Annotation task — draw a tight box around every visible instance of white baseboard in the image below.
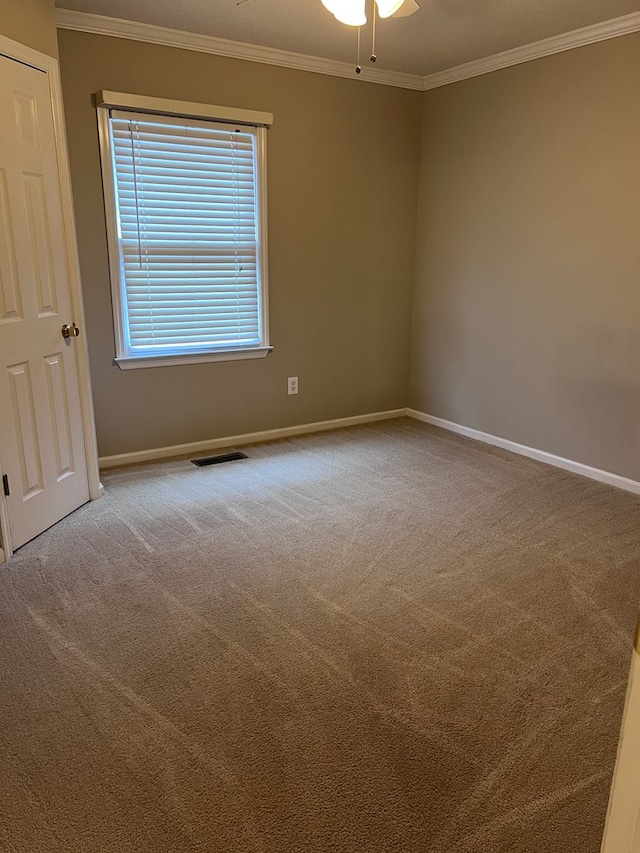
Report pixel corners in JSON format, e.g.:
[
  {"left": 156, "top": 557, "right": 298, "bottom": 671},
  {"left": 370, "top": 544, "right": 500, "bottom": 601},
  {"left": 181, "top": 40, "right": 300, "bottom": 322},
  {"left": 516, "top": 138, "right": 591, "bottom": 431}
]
[
  {"left": 98, "top": 408, "right": 406, "bottom": 469},
  {"left": 406, "top": 409, "right": 640, "bottom": 497},
  {"left": 99, "top": 406, "right": 640, "bottom": 497}
]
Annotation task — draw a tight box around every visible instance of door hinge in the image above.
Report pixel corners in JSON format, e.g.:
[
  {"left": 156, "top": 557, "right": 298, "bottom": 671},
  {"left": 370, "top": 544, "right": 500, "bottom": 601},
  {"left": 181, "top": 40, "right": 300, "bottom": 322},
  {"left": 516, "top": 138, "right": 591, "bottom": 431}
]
[{"left": 2, "top": 474, "right": 9, "bottom": 497}]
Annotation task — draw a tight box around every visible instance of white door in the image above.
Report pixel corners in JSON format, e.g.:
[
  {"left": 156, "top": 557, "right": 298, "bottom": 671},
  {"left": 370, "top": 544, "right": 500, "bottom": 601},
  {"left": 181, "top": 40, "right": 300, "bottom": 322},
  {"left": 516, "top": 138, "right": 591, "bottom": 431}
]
[{"left": 0, "top": 53, "right": 89, "bottom": 550}]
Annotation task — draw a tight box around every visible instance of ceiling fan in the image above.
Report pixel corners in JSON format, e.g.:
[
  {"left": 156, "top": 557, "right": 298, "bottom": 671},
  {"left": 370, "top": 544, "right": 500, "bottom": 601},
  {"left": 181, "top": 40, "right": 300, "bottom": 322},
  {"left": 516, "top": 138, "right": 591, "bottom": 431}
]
[
  {"left": 320, "top": 0, "right": 420, "bottom": 26},
  {"left": 236, "top": 0, "right": 420, "bottom": 72}
]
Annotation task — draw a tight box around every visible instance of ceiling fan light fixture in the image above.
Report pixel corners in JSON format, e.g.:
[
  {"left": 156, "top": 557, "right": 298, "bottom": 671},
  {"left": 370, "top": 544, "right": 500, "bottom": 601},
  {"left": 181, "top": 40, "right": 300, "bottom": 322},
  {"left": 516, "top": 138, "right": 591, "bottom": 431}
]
[
  {"left": 374, "top": 0, "right": 405, "bottom": 18},
  {"left": 390, "top": 0, "right": 419, "bottom": 16},
  {"left": 322, "top": 0, "right": 367, "bottom": 26}
]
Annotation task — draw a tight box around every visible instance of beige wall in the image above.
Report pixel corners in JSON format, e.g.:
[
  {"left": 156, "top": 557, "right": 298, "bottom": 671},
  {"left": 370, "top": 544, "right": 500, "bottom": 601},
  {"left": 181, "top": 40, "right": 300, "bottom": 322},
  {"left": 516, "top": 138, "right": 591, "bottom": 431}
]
[
  {"left": 0, "top": 0, "right": 57, "bottom": 56},
  {"left": 410, "top": 34, "right": 640, "bottom": 481},
  {"left": 57, "top": 30, "right": 421, "bottom": 458},
  {"left": 60, "top": 26, "right": 640, "bottom": 475}
]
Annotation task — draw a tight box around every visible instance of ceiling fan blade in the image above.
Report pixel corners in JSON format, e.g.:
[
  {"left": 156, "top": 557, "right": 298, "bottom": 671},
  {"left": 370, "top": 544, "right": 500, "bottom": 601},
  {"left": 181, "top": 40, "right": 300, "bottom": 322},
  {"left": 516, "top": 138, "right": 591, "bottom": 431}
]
[{"left": 391, "top": 0, "right": 420, "bottom": 17}]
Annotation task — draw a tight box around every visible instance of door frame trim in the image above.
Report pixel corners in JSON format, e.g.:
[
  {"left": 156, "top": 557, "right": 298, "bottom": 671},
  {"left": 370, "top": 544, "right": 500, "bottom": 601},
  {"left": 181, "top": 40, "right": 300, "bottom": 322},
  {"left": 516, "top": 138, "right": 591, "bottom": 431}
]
[
  {"left": 600, "top": 633, "right": 640, "bottom": 853},
  {"left": 0, "top": 35, "right": 101, "bottom": 562}
]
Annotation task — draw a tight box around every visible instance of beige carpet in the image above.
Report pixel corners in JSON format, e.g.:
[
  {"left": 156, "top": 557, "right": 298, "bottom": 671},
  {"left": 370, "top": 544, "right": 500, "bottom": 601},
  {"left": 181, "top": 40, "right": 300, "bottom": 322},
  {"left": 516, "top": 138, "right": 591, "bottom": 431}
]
[{"left": 1, "top": 418, "right": 639, "bottom": 852}]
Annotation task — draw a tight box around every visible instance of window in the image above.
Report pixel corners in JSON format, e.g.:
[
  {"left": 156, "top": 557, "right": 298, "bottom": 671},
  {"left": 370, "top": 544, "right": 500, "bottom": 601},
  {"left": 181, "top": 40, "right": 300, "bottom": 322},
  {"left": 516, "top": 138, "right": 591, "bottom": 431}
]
[{"left": 97, "top": 92, "right": 273, "bottom": 369}]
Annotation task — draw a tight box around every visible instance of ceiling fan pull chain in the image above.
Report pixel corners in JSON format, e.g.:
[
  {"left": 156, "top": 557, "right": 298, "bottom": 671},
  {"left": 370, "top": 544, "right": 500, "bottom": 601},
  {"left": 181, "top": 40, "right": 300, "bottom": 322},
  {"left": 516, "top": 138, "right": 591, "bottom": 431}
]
[
  {"left": 371, "top": 0, "right": 377, "bottom": 62},
  {"left": 355, "top": 25, "right": 362, "bottom": 73}
]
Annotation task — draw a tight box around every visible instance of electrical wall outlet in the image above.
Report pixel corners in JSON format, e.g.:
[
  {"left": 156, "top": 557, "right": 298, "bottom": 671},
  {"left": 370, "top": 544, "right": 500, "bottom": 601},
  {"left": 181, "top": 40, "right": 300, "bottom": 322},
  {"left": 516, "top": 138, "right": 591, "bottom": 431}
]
[{"left": 288, "top": 376, "right": 298, "bottom": 395}]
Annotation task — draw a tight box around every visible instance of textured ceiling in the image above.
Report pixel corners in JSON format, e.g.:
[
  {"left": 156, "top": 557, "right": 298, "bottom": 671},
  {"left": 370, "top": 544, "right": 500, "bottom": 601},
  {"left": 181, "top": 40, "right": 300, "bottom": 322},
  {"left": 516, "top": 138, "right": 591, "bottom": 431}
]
[{"left": 56, "top": 0, "right": 640, "bottom": 76}]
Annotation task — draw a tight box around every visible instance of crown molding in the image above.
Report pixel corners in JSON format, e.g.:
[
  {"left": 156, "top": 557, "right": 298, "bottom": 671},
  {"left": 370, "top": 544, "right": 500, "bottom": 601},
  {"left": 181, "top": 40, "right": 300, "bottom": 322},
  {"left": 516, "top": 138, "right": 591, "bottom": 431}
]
[
  {"left": 421, "top": 11, "right": 640, "bottom": 90},
  {"left": 55, "top": 8, "right": 640, "bottom": 93},
  {"left": 54, "top": 9, "right": 424, "bottom": 90}
]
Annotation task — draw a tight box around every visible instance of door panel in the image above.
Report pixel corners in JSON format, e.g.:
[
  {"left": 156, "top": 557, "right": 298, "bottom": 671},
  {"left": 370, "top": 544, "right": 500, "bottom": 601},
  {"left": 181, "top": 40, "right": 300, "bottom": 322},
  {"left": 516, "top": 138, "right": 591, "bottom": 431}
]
[
  {"left": 0, "top": 54, "right": 89, "bottom": 549},
  {"left": 7, "top": 361, "right": 43, "bottom": 498},
  {"left": 13, "top": 90, "right": 39, "bottom": 147},
  {"left": 24, "top": 172, "right": 58, "bottom": 316},
  {"left": 43, "top": 352, "right": 74, "bottom": 480},
  {"left": 0, "top": 169, "right": 22, "bottom": 321}
]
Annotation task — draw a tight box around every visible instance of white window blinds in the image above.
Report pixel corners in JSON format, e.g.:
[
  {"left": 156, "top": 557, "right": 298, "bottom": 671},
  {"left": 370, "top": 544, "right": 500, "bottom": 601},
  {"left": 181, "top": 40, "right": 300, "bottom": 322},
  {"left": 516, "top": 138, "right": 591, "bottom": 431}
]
[{"left": 103, "top": 108, "right": 269, "bottom": 365}]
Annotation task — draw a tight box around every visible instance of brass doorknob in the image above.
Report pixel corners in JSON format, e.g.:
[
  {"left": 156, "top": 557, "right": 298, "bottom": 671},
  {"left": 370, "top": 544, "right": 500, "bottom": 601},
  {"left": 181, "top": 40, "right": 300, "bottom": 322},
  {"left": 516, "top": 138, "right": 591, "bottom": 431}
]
[{"left": 61, "top": 323, "right": 80, "bottom": 339}]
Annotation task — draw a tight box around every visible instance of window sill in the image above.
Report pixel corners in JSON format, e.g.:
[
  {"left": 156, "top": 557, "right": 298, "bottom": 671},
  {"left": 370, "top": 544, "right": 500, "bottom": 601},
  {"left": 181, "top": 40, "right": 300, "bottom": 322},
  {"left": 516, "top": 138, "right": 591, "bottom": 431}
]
[{"left": 114, "top": 346, "right": 273, "bottom": 370}]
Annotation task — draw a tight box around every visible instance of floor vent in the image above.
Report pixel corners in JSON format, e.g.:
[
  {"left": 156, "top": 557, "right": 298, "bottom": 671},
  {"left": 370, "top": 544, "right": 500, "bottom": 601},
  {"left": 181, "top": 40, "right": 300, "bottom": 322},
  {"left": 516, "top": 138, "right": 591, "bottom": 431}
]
[{"left": 191, "top": 452, "right": 248, "bottom": 467}]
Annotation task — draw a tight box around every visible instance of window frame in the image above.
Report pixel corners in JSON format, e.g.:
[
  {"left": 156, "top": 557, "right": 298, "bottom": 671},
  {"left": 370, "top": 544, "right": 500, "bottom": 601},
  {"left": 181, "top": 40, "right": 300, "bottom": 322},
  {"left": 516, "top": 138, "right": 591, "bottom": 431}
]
[{"left": 96, "top": 91, "right": 273, "bottom": 370}]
